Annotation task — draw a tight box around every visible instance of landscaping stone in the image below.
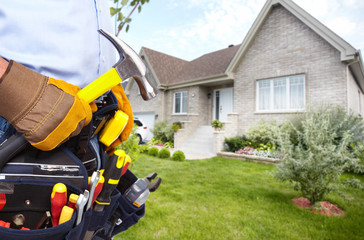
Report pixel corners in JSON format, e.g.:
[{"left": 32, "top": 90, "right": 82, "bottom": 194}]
[{"left": 217, "top": 151, "right": 279, "bottom": 165}]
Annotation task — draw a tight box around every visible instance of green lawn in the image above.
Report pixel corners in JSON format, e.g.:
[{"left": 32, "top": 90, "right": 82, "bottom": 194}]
[{"left": 115, "top": 155, "right": 364, "bottom": 240}]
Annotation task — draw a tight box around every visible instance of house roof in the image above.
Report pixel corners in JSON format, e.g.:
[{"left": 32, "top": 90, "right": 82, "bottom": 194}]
[{"left": 140, "top": 44, "right": 240, "bottom": 88}]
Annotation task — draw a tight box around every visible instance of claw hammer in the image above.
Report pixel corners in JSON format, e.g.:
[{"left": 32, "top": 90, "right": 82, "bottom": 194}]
[{"left": 0, "top": 29, "right": 157, "bottom": 168}]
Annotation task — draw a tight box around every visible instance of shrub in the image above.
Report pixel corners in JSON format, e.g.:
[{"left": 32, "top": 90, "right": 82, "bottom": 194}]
[
  {"left": 159, "top": 148, "right": 171, "bottom": 159},
  {"left": 148, "top": 147, "right": 159, "bottom": 157},
  {"left": 139, "top": 145, "right": 150, "bottom": 154},
  {"left": 274, "top": 105, "right": 363, "bottom": 203},
  {"left": 151, "top": 121, "right": 174, "bottom": 143},
  {"left": 224, "top": 136, "right": 248, "bottom": 152},
  {"left": 245, "top": 119, "right": 278, "bottom": 147},
  {"left": 118, "top": 124, "right": 140, "bottom": 164},
  {"left": 172, "top": 150, "right": 185, "bottom": 161}
]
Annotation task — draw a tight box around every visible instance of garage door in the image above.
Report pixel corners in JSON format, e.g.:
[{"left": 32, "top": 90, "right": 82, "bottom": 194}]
[{"left": 133, "top": 112, "right": 155, "bottom": 141}]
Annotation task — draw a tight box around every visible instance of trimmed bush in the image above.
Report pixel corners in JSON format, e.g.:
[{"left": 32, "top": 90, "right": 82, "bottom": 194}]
[
  {"left": 159, "top": 148, "right": 171, "bottom": 159},
  {"left": 172, "top": 150, "right": 185, "bottom": 161},
  {"left": 148, "top": 147, "right": 159, "bottom": 157}
]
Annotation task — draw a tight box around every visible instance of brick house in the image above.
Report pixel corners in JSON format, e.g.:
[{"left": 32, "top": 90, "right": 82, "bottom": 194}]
[{"left": 126, "top": 0, "right": 364, "bottom": 154}]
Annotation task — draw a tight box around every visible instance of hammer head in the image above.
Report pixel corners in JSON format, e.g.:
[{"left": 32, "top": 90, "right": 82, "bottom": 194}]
[{"left": 99, "top": 29, "right": 157, "bottom": 101}]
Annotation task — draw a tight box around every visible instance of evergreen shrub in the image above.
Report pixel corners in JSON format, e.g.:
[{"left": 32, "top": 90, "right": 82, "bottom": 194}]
[
  {"left": 159, "top": 148, "right": 171, "bottom": 159},
  {"left": 172, "top": 150, "right": 185, "bottom": 161},
  {"left": 148, "top": 147, "right": 159, "bottom": 157}
]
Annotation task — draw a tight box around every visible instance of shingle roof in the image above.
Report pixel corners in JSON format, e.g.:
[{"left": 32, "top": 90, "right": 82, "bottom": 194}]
[{"left": 142, "top": 44, "right": 240, "bottom": 85}]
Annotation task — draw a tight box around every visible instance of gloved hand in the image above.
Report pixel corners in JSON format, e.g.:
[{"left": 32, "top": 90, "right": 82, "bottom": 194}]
[
  {"left": 105, "top": 84, "right": 134, "bottom": 155},
  {"left": 0, "top": 60, "right": 93, "bottom": 151}
]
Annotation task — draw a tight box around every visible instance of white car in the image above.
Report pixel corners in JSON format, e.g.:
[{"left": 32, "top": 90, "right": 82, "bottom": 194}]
[{"left": 134, "top": 118, "right": 148, "bottom": 144}]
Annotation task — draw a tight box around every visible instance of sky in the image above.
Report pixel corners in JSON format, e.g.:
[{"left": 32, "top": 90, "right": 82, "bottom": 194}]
[{"left": 116, "top": 0, "right": 364, "bottom": 61}]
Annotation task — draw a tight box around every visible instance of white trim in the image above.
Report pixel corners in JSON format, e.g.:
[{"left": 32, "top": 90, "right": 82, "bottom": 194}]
[{"left": 173, "top": 91, "right": 188, "bottom": 114}]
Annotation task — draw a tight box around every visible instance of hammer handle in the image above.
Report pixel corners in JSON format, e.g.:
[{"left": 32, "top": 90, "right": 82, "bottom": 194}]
[{"left": 77, "top": 68, "right": 122, "bottom": 104}]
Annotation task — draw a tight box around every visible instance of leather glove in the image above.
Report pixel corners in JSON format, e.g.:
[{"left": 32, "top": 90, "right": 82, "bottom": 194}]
[
  {"left": 105, "top": 84, "right": 134, "bottom": 155},
  {"left": 0, "top": 60, "right": 93, "bottom": 151}
]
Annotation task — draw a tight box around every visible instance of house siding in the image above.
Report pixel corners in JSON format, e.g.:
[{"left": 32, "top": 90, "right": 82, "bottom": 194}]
[
  {"left": 166, "top": 86, "right": 211, "bottom": 126},
  {"left": 234, "top": 5, "right": 348, "bottom": 133},
  {"left": 128, "top": 81, "right": 161, "bottom": 119},
  {"left": 347, "top": 69, "right": 364, "bottom": 116}
]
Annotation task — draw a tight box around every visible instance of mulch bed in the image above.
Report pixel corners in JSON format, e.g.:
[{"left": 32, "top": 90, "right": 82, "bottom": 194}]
[{"left": 292, "top": 197, "right": 345, "bottom": 216}]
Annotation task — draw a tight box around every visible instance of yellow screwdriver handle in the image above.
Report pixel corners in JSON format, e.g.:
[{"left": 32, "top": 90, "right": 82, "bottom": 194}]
[{"left": 77, "top": 68, "right": 122, "bottom": 103}]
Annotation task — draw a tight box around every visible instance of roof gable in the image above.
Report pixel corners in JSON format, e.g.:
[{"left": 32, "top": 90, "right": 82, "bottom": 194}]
[
  {"left": 226, "top": 0, "right": 363, "bottom": 90},
  {"left": 227, "top": 0, "right": 359, "bottom": 72}
]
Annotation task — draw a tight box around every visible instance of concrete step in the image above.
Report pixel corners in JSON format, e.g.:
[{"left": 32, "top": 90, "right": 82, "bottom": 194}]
[{"left": 177, "top": 125, "right": 215, "bottom": 159}]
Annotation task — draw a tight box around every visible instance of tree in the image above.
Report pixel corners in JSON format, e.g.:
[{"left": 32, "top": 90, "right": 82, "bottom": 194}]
[{"left": 110, "top": 0, "right": 151, "bottom": 36}]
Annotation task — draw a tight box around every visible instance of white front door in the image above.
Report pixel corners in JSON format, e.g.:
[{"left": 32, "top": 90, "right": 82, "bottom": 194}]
[{"left": 213, "top": 88, "right": 233, "bottom": 122}]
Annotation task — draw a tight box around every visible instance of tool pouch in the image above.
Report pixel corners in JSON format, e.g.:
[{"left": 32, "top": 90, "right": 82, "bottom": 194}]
[
  {"left": 0, "top": 179, "right": 83, "bottom": 240},
  {"left": 0, "top": 91, "right": 146, "bottom": 239},
  {"left": 87, "top": 170, "right": 145, "bottom": 239}
]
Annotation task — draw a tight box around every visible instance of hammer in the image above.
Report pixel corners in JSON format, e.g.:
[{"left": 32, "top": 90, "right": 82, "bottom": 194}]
[{"left": 0, "top": 29, "right": 157, "bottom": 169}]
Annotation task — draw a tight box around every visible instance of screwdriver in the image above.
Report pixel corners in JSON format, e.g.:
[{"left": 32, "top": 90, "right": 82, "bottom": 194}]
[
  {"left": 68, "top": 194, "right": 78, "bottom": 210},
  {"left": 121, "top": 154, "right": 131, "bottom": 177},
  {"left": 51, "top": 183, "right": 67, "bottom": 227},
  {"left": 91, "top": 173, "right": 104, "bottom": 208},
  {"left": 59, "top": 206, "right": 74, "bottom": 225},
  {"left": 94, "top": 150, "right": 125, "bottom": 212}
]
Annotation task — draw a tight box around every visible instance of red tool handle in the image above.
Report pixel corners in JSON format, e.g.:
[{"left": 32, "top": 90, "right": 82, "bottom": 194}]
[{"left": 51, "top": 183, "right": 67, "bottom": 227}]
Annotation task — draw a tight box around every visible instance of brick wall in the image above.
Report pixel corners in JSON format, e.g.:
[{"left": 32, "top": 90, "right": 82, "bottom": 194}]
[
  {"left": 234, "top": 5, "right": 348, "bottom": 134},
  {"left": 127, "top": 81, "right": 161, "bottom": 119}
]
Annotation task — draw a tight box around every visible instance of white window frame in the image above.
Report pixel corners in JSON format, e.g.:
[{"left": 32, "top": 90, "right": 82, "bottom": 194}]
[
  {"left": 173, "top": 91, "right": 187, "bottom": 114},
  {"left": 256, "top": 74, "right": 305, "bottom": 113}
]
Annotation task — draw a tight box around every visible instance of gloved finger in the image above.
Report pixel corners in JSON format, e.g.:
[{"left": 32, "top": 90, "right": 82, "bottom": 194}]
[
  {"left": 90, "top": 102, "right": 98, "bottom": 113},
  {"left": 111, "top": 85, "right": 134, "bottom": 142}
]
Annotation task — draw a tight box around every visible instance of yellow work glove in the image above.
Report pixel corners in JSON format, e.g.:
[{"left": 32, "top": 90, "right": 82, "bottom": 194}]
[
  {"left": 105, "top": 85, "right": 134, "bottom": 155},
  {"left": 0, "top": 60, "right": 93, "bottom": 151}
]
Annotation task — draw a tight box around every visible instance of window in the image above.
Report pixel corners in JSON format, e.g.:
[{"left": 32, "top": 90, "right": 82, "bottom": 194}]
[
  {"left": 257, "top": 74, "right": 305, "bottom": 112},
  {"left": 174, "top": 91, "right": 187, "bottom": 114}
]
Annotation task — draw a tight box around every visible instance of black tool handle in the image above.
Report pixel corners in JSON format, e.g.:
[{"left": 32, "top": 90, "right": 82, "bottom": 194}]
[
  {"left": 94, "top": 152, "right": 123, "bottom": 210},
  {"left": 0, "top": 133, "right": 29, "bottom": 170}
]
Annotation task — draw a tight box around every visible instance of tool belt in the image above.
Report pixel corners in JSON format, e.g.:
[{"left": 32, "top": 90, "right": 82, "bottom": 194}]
[{"left": 0, "top": 91, "right": 145, "bottom": 240}]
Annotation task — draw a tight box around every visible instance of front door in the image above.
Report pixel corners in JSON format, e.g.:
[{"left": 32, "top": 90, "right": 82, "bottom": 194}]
[{"left": 213, "top": 88, "right": 233, "bottom": 122}]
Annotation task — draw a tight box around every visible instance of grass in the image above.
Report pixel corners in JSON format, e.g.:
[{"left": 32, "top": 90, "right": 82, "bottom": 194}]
[{"left": 115, "top": 155, "right": 364, "bottom": 240}]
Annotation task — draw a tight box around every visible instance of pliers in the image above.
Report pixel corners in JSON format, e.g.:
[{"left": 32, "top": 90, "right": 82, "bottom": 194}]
[{"left": 143, "top": 172, "right": 161, "bottom": 192}]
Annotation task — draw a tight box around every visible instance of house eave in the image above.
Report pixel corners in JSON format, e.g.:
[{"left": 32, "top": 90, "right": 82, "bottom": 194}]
[
  {"left": 348, "top": 51, "right": 364, "bottom": 92},
  {"left": 163, "top": 73, "right": 231, "bottom": 90}
]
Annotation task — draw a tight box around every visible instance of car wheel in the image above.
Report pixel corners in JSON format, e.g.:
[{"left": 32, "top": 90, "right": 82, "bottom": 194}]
[{"left": 137, "top": 134, "right": 142, "bottom": 144}]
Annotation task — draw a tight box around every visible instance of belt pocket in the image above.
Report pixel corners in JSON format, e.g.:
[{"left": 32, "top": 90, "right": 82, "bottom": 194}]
[
  {"left": 111, "top": 192, "right": 145, "bottom": 236},
  {"left": 0, "top": 179, "right": 83, "bottom": 240}
]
